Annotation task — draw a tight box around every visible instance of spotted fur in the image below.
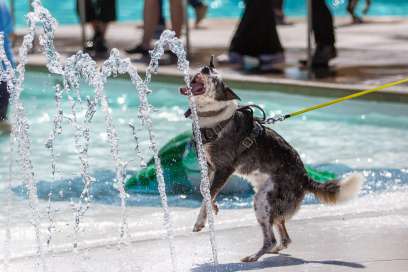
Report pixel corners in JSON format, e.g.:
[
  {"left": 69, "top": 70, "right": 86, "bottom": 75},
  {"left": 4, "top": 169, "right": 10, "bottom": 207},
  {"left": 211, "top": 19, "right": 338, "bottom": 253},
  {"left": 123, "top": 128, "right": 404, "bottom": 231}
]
[{"left": 188, "top": 60, "right": 364, "bottom": 262}]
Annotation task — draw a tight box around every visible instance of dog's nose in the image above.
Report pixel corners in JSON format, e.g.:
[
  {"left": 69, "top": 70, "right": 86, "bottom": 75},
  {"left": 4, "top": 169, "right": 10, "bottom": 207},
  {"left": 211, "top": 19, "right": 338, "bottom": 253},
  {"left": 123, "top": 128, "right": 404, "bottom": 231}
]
[{"left": 201, "top": 66, "right": 210, "bottom": 75}]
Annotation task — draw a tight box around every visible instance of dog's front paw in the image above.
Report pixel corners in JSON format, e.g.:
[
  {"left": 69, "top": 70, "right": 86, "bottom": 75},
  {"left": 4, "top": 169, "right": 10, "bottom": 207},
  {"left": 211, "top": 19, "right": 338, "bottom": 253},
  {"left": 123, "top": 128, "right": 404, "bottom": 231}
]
[
  {"left": 193, "top": 222, "right": 205, "bottom": 232},
  {"left": 241, "top": 255, "right": 259, "bottom": 263}
]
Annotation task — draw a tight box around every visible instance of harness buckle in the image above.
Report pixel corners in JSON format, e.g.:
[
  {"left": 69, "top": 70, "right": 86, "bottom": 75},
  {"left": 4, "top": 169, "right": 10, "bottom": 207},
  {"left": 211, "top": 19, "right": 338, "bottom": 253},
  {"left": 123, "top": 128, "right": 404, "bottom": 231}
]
[{"left": 241, "top": 137, "right": 254, "bottom": 149}]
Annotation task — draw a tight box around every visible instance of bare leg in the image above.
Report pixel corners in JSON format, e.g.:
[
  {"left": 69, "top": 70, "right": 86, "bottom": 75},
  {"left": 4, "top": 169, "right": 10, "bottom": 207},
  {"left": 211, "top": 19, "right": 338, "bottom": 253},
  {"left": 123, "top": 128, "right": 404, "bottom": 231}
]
[
  {"left": 142, "top": 0, "right": 160, "bottom": 48},
  {"left": 363, "top": 0, "right": 371, "bottom": 14},
  {"left": 169, "top": 0, "right": 183, "bottom": 37}
]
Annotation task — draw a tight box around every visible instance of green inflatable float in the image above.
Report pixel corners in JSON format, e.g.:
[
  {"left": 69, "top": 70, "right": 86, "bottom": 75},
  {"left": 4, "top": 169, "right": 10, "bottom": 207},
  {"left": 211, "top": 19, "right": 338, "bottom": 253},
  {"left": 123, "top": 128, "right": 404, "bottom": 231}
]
[{"left": 125, "top": 131, "right": 337, "bottom": 195}]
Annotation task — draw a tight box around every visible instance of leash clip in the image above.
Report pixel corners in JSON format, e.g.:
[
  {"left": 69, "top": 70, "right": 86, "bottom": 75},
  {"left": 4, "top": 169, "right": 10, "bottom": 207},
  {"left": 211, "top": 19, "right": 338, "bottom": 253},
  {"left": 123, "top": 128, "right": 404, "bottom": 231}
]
[{"left": 265, "top": 114, "right": 286, "bottom": 124}]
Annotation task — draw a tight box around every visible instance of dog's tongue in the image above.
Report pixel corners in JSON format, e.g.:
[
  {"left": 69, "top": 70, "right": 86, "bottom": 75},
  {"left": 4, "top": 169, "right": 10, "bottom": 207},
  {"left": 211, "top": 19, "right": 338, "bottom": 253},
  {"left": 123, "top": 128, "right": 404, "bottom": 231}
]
[{"left": 179, "top": 82, "right": 205, "bottom": 96}]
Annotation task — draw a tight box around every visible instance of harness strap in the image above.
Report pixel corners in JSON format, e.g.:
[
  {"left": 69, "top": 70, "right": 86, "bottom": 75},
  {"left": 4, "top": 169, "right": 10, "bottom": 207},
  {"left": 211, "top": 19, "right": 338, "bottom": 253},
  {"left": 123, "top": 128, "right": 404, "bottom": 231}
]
[
  {"left": 196, "top": 106, "right": 265, "bottom": 154},
  {"left": 199, "top": 117, "right": 232, "bottom": 144},
  {"left": 237, "top": 121, "right": 264, "bottom": 154}
]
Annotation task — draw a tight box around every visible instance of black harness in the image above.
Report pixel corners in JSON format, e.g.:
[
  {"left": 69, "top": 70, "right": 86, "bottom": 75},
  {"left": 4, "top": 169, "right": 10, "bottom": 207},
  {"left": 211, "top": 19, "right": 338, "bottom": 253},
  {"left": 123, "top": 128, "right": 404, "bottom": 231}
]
[{"left": 196, "top": 105, "right": 266, "bottom": 153}]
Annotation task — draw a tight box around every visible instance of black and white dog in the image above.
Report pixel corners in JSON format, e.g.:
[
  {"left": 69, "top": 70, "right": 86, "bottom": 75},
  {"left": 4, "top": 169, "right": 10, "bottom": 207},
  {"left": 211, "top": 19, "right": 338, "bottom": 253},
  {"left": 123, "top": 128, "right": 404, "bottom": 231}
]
[{"left": 180, "top": 58, "right": 364, "bottom": 262}]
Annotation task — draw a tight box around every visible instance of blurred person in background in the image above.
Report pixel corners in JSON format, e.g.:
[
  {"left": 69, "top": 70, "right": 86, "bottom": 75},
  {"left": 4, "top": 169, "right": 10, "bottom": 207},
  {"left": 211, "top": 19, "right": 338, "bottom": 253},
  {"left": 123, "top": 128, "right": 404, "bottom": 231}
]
[
  {"left": 309, "top": 0, "right": 337, "bottom": 72},
  {"left": 273, "top": 0, "right": 291, "bottom": 25},
  {"left": 347, "top": 0, "right": 371, "bottom": 24},
  {"left": 126, "top": 0, "right": 184, "bottom": 62},
  {"left": 217, "top": 0, "right": 285, "bottom": 73},
  {"left": 218, "top": 0, "right": 336, "bottom": 76},
  {"left": 76, "top": 0, "right": 117, "bottom": 58},
  {"left": 0, "top": 0, "right": 14, "bottom": 133},
  {"left": 154, "top": 0, "right": 207, "bottom": 33}
]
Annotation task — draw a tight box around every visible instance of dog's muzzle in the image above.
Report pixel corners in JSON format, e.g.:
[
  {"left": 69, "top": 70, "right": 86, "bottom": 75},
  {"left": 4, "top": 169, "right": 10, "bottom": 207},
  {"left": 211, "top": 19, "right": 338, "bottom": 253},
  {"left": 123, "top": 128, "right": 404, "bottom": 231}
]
[{"left": 180, "top": 73, "right": 206, "bottom": 96}]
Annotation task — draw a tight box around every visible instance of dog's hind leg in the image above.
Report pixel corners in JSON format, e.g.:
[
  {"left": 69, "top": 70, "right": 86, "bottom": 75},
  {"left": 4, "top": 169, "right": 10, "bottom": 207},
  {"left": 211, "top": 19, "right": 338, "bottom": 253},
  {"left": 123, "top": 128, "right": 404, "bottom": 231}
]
[
  {"left": 241, "top": 221, "right": 276, "bottom": 262},
  {"left": 270, "top": 220, "right": 291, "bottom": 253},
  {"left": 193, "top": 168, "right": 233, "bottom": 232},
  {"left": 242, "top": 181, "right": 277, "bottom": 262}
]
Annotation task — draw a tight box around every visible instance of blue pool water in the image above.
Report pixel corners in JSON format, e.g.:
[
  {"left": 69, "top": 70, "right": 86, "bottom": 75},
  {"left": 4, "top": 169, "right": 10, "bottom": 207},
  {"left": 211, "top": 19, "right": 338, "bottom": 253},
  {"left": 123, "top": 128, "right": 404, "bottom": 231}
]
[
  {"left": 10, "top": 0, "right": 408, "bottom": 27},
  {"left": 1, "top": 71, "right": 408, "bottom": 210}
]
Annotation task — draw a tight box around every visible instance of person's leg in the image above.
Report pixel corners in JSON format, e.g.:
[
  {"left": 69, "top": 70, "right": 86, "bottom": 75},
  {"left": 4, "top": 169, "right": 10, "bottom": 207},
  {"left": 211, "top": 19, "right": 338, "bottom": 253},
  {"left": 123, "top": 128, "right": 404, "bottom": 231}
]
[
  {"left": 158, "top": 0, "right": 166, "bottom": 26},
  {"left": 97, "top": 0, "right": 116, "bottom": 38},
  {"left": 188, "top": 0, "right": 201, "bottom": 8},
  {"left": 347, "top": 0, "right": 362, "bottom": 23},
  {"left": 0, "top": 81, "right": 10, "bottom": 121},
  {"left": 311, "top": 0, "right": 336, "bottom": 67},
  {"left": 312, "top": 0, "right": 335, "bottom": 48},
  {"left": 273, "top": 0, "right": 285, "bottom": 24},
  {"left": 142, "top": 0, "right": 160, "bottom": 48},
  {"left": 169, "top": 0, "right": 184, "bottom": 37},
  {"left": 188, "top": 0, "right": 208, "bottom": 27},
  {"left": 126, "top": 0, "right": 159, "bottom": 54},
  {"left": 154, "top": 0, "right": 166, "bottom": 39}
]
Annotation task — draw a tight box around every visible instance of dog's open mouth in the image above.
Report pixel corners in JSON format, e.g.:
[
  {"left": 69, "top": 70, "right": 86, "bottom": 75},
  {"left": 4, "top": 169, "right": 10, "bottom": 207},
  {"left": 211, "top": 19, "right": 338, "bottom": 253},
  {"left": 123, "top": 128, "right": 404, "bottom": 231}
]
[
  {"left": 179, "top": 82, "right": 205, "bottom": 96},
  {"left": 180, "top": 73, "right": 206, "bottom": 96}
]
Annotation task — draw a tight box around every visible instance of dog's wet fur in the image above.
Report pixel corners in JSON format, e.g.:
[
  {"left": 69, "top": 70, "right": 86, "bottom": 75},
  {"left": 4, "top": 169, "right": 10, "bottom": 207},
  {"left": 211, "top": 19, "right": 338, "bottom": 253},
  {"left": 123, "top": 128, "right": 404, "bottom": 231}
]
[{"left": 183, "top": 58, "right": 364, "bottom": 262}]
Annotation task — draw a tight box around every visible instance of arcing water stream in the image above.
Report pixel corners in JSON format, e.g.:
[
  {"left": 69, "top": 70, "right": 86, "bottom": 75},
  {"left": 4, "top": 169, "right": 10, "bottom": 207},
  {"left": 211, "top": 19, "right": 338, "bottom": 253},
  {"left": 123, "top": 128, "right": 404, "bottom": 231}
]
[{"left": 0, "top": 1, "right": 218, "bottom": 271}]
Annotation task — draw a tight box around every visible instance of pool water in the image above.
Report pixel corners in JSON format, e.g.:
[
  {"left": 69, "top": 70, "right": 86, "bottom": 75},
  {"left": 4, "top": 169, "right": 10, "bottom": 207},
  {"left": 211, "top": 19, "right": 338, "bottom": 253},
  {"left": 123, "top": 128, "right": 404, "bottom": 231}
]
[
  {"left": 10, "top": 0, "right": 408, "bottom": 27},
  {"left": 1, "top": 70, "right": 408, "bottom": 204},
  {"left": 0, "top": 71, "right": 408, "bottom": 266}
]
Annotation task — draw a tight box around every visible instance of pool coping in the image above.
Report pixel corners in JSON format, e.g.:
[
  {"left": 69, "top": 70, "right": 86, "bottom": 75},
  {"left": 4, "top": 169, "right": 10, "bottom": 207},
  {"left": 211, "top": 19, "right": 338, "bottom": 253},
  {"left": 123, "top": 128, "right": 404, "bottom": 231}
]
[{"left": 27, "top": 64, "right": 408, "bottom": 104}]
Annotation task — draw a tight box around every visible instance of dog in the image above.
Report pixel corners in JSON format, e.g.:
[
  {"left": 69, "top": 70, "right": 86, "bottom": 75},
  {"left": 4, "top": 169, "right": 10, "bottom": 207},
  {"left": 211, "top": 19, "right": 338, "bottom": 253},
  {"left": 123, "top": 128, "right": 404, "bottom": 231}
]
[{"left": 180, "top": 57, "right": 364, "bottom": 262}]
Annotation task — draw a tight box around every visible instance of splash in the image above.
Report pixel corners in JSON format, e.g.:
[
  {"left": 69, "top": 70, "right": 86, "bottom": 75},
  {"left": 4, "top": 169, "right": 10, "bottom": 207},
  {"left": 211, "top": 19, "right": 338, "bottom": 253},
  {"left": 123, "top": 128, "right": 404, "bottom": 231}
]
[{"left": 0, "top": 0, "right": 218, "bottom": 270}]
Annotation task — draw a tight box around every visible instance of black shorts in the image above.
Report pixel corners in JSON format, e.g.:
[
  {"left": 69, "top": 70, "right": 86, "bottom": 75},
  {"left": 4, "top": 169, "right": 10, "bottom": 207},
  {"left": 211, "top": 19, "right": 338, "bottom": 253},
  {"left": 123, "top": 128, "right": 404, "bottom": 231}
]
[{"left": 76, "top": 0, "right": 117, "bottom": 23}]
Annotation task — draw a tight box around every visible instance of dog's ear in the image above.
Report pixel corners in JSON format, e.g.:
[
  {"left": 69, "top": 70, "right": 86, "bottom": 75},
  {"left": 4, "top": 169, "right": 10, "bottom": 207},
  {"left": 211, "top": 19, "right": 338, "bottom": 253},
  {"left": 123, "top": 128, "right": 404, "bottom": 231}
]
[
  {"left": 209, "top": 55, "right": 215, "bottom": 69},
  {"left": 223, "top": 86, "right": 241, "bottom": 101}
]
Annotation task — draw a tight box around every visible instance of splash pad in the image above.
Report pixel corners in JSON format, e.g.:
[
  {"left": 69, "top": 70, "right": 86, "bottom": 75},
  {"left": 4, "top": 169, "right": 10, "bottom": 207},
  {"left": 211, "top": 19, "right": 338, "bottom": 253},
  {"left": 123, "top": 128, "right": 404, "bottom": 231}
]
[{"left": 0, "top": 1, "right": 218, "bottom": 271}]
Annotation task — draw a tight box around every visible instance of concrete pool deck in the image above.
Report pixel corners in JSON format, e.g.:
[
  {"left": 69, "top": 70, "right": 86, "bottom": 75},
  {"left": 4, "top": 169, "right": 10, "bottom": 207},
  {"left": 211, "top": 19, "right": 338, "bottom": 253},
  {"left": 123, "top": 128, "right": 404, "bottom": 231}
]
[
  {"left": 14, "top": 16, "right": 408, "bottom": 102},
  {"left": 7, "top": 191, "right": 408, "bottom": 271}
]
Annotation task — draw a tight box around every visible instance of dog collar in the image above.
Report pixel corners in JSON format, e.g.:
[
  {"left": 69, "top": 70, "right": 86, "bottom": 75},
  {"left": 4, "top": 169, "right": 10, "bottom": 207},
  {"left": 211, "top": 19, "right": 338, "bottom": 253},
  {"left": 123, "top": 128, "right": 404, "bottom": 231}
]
[{"left": 184, "top": 106, "right": 228, "bottom": 118}]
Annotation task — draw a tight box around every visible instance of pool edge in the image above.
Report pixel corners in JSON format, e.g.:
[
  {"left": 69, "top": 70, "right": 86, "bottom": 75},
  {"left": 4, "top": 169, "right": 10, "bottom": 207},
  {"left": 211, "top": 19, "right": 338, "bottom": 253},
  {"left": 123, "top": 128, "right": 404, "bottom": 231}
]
[{"left": 27, "top": 65, "right": 408, "bottom": 104}]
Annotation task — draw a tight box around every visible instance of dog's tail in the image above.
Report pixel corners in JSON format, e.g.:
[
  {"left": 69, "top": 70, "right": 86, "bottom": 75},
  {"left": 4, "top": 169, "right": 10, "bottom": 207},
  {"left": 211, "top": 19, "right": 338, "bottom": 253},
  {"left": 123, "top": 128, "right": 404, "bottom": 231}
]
[{"left": 305, "top": 173, "right": 364, "bottom": 204}]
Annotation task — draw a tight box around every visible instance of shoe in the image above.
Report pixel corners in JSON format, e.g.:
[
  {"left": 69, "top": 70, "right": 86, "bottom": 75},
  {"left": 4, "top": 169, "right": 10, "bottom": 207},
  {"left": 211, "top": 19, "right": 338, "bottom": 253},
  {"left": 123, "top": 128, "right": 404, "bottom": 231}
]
[
  {"left": 216, "top": 52, "right": 244, "bottom": 65},
  {"left": 243, "top": 53, "right": 285, "bottom": 74},
  {"left": 0, "top": 120, "right": 11, "bottom": 135},
  {"left": 126, "top": 44, "right": 150, "bottom": 55},
  {"left": 194, "top": 4, "right": 208, "bottom": 28},
  {"left": 312, "top": 45, "right": 337, "bottom": 67},
  {"left": 352, "top": 16, "right": 364, "bottom": 24}
]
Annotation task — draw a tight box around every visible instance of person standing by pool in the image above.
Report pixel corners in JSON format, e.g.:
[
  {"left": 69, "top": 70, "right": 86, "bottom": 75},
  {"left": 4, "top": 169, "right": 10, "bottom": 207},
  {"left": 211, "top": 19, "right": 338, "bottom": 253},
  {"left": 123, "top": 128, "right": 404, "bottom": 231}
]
[
  {"left": 218, "top": 0, "right": 337, "bottom": 76},
  {"left": 150, "top": 0, "right": 208, "bottom": 38},
  {"left": 0, "top": 0, "right": 15, "bottom": 133},
  {"left": 125, "top": 0, "right": 184, "bottom": 61},
  {"left": 310, "top": 0, "right": 337, "bottom": 72},
  {"left": 217, "top": 0, "right": 285, "bottom": 73},
  {"left": 76, "top": 0, "right": 116, "bottom": 58}
]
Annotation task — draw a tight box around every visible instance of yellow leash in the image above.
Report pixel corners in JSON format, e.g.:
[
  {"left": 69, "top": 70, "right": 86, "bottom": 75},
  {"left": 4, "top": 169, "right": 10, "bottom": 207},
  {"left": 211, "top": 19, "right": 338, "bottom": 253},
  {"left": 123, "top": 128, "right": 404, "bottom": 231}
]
[{"left": 266, "top": 77, "right": 408, "bottom": 124}]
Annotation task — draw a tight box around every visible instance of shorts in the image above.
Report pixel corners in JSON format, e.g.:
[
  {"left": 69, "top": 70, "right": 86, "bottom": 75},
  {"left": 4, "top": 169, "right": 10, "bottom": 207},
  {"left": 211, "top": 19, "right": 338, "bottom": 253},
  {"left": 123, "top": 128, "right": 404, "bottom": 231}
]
[{"left": 76, "top": 0, "right": 117, "bottom": 23}]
